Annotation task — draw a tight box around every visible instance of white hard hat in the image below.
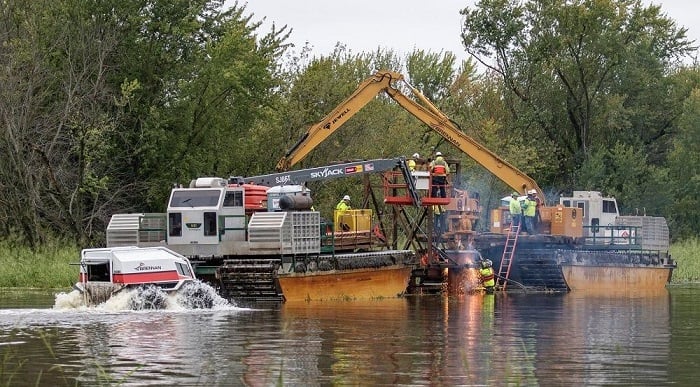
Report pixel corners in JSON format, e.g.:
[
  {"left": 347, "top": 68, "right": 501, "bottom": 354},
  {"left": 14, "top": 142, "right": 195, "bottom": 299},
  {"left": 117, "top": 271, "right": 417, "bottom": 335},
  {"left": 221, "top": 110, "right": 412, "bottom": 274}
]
[
  {"left": 412, "top": 153, "right": 420, "bottom": 158},
  {"left": 343, "top": 195, "right": 350, "bottom": 201},
  {"left": 435, "top": 151, "right": 442, "bottom": 156},
  {"left": 528, "top": 189, "right": 536, "bottom": 195}
]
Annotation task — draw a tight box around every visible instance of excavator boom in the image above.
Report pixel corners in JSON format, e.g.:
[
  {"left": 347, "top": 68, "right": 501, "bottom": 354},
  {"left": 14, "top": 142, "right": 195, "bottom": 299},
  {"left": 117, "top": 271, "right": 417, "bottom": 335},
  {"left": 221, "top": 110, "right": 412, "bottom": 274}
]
[
  {"left": 385, "top": 84, "right": 544, "bottom": 201},
  {"left": 276, "top": 71, "right": 405, "bottom": 171},
  {"left": 278, "top": 70, "right": 545, "bottom": 203}
]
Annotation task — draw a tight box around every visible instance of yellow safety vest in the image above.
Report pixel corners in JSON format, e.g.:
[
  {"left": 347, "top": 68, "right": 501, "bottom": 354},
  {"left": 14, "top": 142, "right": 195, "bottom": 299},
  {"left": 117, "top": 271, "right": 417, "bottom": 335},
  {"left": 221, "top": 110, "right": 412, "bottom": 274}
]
[
  {"left": 336, "top": 201, "right": 350, "bottom": 212},
  {"left": 408, "top": 159, "right": 416, "bottom": 171},
  {"left": 509, "top": 198, "right": 521, "bottom": 215},
  {"left": 479, "top": 267, "right": 495, "bottom": 287},
  {"left": 523, "top": 198, "right": 536, "bottom": 217}
]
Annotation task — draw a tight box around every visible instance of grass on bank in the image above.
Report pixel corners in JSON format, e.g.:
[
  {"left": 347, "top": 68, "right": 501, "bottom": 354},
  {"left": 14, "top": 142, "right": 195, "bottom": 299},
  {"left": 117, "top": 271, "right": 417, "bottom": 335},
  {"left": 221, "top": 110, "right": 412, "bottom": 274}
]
[
  {"left": 0, "top": 241, "right": 78, "bottom": 289},
  {"left": 0, "top": 238, "right": 698, "bottom": 288},
  {"left": 670, "top": 237, "right": 700, "bottom": 282}
]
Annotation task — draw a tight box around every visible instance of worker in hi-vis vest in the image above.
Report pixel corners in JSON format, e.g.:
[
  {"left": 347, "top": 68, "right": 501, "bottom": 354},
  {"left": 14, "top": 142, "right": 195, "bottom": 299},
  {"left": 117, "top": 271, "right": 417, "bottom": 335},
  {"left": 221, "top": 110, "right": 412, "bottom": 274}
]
[
  {"left": 408, "top": 153, "right": 419, "bottom": 172},
  {"left": 429, "top": 151, "right": 449, "bottom": 198},
  {"left": 336, "top": 195, "right": 351, "bottom": 231},
  {"left": 479, "top": 259, "right": 496, "bottom": 293},
  {"left": 509, "top": 192, "right": 522, "bottom": 230}
]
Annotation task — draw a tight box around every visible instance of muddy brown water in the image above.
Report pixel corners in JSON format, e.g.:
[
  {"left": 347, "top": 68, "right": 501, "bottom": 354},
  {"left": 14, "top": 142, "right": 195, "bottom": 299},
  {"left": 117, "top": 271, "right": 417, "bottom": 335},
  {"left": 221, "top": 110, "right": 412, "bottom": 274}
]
[{"left": 0, "top": 285, "right": 698, "bottom": 386}]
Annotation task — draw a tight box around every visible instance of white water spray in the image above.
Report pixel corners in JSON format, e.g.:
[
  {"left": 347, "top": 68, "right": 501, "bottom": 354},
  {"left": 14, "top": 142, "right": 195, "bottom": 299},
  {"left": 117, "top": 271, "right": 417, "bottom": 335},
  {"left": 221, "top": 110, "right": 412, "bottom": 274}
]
[{"left": 54, "top": 280, "right": 233, "bottom": 311}]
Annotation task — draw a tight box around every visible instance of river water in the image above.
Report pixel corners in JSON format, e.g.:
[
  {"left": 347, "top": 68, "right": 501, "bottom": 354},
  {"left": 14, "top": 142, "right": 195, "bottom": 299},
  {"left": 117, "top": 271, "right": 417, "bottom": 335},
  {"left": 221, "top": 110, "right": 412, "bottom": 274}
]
[{"left": 0, "top": 285, "right": 698, "bottom": 386}]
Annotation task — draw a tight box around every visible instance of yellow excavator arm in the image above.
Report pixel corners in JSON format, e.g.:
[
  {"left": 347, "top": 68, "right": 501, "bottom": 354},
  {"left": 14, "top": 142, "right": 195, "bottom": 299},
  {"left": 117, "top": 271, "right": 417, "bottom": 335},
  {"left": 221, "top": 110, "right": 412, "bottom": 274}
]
[
  {"left": 276, "top": 71, "right": 405, "bottom": 171},
  {"left": 277, "top": 70, "right": 545, "bottom": 202}
]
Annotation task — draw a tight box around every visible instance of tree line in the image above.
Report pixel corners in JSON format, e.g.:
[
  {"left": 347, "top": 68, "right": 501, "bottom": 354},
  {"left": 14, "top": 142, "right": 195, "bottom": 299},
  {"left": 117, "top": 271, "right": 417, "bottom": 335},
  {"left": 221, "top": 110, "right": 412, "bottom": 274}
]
[{"left": 0, "top": 0, "right": 697, "bottom": 249}]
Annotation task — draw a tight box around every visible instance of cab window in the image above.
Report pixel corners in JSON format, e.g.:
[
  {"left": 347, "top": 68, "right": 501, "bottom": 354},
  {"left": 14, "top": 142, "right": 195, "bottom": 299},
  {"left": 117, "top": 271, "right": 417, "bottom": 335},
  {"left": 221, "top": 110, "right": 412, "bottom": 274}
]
[
  {"left": 170, "top": 190, "right": 221, "bottom": 208},
  {"left": 224, "top": 191, "right": 243, "bottom": 207},
  {"left": 602, "top": 199, "right": 618, "bottom": 214}
]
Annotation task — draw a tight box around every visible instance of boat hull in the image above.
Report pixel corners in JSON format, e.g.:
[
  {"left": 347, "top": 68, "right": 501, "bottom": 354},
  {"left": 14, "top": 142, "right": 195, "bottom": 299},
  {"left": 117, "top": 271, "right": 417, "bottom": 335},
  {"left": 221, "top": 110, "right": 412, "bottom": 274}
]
[
  {"left": 474, "top": 234, "right": 675, "bottom": 292},
  {"left": 561, "top": 265, "right": 673, "bottom": 291},
  {"left": 278, "top": 265, "right": 413, "bottom": 302}
]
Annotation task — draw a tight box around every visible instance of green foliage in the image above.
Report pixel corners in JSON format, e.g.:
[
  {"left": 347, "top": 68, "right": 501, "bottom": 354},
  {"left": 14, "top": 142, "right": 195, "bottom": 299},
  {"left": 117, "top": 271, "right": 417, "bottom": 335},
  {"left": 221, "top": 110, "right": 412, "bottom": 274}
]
[
  {"left": 406, "top": 50, "right": 458, "bottom": 101},
  {"left": 101, "top": 0, "right": 290, "bottom": 209},
  {"left": 0, "top": 0, "right": 289, "bottom": 246},
  {"left": 460, "top": 0, "right": 694, "bottom": 190},
  {"left": 670, "top": 238, "right": 700, "bottom": 282},
  {"left": 576, "top": 142, "right": 669, "bottom": 215},
  {"left": 0, "top": 0, "right": 125, "bottom": 247},
  {"left": 0, "top": 241, "right": 77, "bottom": 289},
  {"left": 458, "top": 0, "right": 700, "bottom": 238},
  {"left": 666, "top": 88, "right": 700, "bottom": 239}
]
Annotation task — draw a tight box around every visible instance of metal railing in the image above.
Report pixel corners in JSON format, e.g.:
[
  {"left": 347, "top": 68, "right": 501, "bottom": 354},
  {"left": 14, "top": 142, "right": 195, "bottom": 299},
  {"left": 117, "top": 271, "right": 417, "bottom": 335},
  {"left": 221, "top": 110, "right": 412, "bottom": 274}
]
[{"left": 583, "top": 225, "right": 640, "bottom": 247}]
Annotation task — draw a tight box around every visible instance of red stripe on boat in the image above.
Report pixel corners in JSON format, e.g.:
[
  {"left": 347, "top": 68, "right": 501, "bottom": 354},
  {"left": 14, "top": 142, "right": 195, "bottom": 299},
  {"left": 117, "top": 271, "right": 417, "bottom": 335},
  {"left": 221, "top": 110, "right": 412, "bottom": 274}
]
[{"left": 112, "top": 271, "right": 181, "bottom": 284}]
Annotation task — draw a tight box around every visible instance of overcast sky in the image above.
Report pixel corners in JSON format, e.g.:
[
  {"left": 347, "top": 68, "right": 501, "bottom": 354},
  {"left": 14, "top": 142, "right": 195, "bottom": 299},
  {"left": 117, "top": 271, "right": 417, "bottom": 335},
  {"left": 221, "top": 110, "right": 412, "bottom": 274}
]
[{"left": 236, "top": 0, "right": 699, "bottom": 65}]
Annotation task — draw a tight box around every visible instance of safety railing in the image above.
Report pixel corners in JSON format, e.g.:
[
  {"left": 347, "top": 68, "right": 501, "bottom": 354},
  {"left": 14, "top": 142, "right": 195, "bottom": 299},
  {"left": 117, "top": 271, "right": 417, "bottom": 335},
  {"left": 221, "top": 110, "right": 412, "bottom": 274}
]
[
  {"left": 382, "top": 171, "right": 451, "bottom": 205},
  {"left": 583, "top": 225, "right": 640, "bottom": 247}
]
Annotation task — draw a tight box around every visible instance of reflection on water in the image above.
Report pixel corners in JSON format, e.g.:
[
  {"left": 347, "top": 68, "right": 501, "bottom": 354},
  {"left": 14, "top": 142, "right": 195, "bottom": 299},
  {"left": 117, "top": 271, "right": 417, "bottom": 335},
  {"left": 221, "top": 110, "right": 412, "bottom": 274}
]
[{"left": 0, "top": 287, "right": 697, "bottom": 385}]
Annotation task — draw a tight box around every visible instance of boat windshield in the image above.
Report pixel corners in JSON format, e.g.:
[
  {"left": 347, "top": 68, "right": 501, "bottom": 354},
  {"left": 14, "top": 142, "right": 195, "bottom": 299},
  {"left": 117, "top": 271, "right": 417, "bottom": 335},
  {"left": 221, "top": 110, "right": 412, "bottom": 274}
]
[
  {"left": 170, "top": 189, "right": 222, "bottom": 208},
  {"left": 176, "top": 262, "right": 193, "bottom": 278}
]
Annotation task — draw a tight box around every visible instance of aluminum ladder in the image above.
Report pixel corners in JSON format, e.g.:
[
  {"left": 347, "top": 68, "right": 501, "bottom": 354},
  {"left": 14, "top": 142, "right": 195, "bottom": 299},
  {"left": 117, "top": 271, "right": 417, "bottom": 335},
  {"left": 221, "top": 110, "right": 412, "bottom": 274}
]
[
  {"left": 397, "top": 157, "right": 421, "bottom": 206},
  {"left": 496, "top": 223, "right": 520, "bottom": 290}
]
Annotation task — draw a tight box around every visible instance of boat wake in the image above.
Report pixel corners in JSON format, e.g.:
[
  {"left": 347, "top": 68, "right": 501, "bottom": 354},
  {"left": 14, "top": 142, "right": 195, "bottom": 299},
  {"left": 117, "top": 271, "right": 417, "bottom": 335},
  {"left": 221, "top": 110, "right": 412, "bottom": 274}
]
[{"left": 54, "top": 280, "right": 234, "bottom": 311}]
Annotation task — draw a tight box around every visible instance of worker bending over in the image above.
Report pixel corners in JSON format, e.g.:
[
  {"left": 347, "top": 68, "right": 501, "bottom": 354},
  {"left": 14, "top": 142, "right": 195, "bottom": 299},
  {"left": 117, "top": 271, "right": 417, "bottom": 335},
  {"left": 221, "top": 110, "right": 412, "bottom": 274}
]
[{"left": 479, "top": 259, "right": 495, "bottom": 293}]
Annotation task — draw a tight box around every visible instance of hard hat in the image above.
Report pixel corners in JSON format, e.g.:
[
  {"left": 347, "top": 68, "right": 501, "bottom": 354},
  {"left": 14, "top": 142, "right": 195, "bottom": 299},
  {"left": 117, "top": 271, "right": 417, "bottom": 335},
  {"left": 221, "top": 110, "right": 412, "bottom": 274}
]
[
  {"left": 343, "top": 195, "right": 350, "bottom": 201},
  {"left": 435, "top": 151, "right": 442, "bottom": 156},
  {"left": 511, "top": 192, "right": 519, "bottom": 197},
  {"left": 412, "top": 153, "right": 420, "bottom": 158},
  {"left": 528, "top": 189, "right": 536, "bottom": 195}
]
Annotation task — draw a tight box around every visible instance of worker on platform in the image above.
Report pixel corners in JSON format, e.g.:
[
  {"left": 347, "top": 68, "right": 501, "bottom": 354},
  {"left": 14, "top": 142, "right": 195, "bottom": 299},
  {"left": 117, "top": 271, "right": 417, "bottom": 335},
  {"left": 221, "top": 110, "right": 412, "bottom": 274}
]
[
  {"left": 336, "top": 195, "right": 351, "bottom": 213},
  {"left": 429, "top": 151, "right": 450, "bottom": 198},
  {"left": 479, "top": 259, "right": 496, "bottom": 293},
  {"left": 408, "top": 153, "right": 420, "bottom": 172},
  {"left": 336, "top": 195, "right": 352, "bottom": 231},
  {"left": 509, "top": 192, "right": 522, "bottom": 231},
  {"left": 522, "top": 191, "right": 537, "bottom": 234}
]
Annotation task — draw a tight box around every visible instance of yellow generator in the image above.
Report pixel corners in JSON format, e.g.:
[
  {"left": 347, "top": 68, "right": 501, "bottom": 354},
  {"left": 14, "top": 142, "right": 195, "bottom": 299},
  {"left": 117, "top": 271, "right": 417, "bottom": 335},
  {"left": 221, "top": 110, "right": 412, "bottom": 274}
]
[
  {"left": 334, "top": 209, "right": 373, "bottom": 233},
  {"left": 490, "top": 204, "right": 582, "bottom": 237},
  {"left": 545, "top": 205, "right": 582, "bottom": 237}
]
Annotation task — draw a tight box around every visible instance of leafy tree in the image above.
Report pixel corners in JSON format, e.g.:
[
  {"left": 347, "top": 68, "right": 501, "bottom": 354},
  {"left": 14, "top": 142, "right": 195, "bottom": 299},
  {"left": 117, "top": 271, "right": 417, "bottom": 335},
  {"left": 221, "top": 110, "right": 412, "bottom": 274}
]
[
  {"left": 406, "top": 50, "right": 458, "bottom": 101},
  {"left": 576, "top": 142, "right": 669, "bottom": 216},
  {"left": 0, "top": 0, "right": 120, "bottom": 247},
  {"left": 0, "top": 0, "right": 288, "bottom": 246},
  {"left": 94, "top": 0, "right": 289, "bottom": 209},
  {"left": 667, "top": 88, "right": 700, "bottom": 239},
  {"left": 460, "top": 0, "right": 694, "bottom": 194}
]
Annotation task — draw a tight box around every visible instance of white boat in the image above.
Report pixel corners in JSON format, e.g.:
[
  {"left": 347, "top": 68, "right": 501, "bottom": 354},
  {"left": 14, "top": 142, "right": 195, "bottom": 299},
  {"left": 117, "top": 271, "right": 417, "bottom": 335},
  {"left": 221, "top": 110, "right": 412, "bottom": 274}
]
[{"left": 74, "top": 246, "right": 197, "bottom": 307}]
